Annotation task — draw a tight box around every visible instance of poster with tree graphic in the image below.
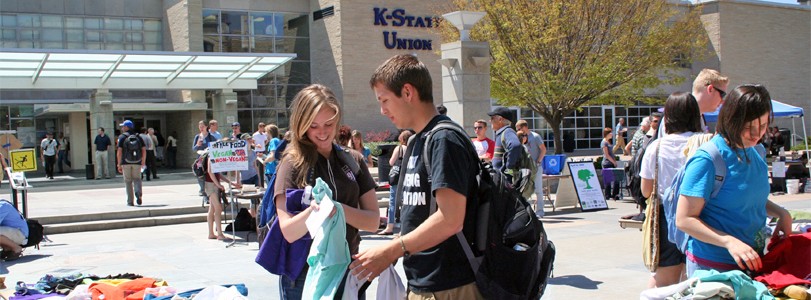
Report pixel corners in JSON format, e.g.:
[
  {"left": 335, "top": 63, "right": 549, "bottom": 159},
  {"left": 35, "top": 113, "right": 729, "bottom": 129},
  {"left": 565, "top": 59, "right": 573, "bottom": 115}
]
[{"left": 567, "top": 162, "right": 608, "bottom": 211}]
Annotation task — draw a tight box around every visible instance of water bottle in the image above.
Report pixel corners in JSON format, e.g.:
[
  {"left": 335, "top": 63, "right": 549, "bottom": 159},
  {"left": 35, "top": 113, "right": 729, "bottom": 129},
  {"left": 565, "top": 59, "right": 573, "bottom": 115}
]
[
  {"left": 779, "top": 147, "right": 786, "bottom": 162},
  {"left": 513, "top": 242, "right": 529, "bottom": 251}
]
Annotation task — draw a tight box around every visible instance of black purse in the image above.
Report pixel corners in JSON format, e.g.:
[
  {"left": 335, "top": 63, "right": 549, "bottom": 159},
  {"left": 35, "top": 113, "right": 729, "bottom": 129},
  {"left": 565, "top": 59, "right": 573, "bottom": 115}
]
[{"left": 388, "top": 145, "right": 404, "bottom": 183}]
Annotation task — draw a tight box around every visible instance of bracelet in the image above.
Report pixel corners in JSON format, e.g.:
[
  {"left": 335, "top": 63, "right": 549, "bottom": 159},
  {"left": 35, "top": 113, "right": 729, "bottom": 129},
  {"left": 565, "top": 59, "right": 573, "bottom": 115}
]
[{"left": 398, "top": 236, "right": 410, "bottom": 258}]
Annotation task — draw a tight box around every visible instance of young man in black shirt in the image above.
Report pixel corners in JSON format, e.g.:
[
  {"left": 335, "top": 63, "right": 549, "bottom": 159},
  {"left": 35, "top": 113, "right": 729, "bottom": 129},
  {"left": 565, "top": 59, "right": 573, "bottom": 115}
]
[{"left": 350, "top": 54, "right": 483, "bottom": 299}]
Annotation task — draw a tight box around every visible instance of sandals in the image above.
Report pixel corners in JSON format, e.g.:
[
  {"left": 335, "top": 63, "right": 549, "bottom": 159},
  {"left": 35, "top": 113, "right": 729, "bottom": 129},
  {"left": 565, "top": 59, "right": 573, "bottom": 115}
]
[
  {"left": 376, "top": 230, "right": 394, "bottom": 236},
  {"left": 1, "top": 250, "right": 23, "bottom": 261}
]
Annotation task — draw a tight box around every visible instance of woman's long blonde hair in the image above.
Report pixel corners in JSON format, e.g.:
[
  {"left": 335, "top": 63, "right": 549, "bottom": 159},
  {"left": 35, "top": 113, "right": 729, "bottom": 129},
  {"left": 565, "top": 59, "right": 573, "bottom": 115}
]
[{"left": 287, "top": 84, "right": 341, "bottom": 186}]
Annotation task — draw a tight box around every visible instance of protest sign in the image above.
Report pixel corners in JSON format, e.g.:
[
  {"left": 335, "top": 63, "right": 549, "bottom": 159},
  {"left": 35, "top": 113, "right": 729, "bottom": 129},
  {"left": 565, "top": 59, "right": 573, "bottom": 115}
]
[{"left": 209, "top": 140, "right": 249, "bottom": 173}]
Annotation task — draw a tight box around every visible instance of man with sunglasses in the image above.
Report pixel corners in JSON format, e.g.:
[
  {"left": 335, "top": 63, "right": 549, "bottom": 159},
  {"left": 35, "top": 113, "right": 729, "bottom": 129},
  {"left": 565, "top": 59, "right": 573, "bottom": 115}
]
[
  {"left": 658, "top": 69, "right": 729, "bottom": 138},
  {"left": 471, "top": 119, "right": 495, "bottom": 162}
]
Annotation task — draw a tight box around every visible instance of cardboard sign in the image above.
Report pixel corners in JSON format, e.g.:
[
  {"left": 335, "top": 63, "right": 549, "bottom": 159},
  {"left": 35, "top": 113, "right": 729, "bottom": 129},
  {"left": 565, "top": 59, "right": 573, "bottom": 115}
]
[
  {"left": 567, "top": 162, "right": 609, "bottom": 212},
  {"left": 9, "top": 149, "right": 37, "bottom": 172},
  {"left": 208, "top": 140, "right": 249, "bottom": 173}
]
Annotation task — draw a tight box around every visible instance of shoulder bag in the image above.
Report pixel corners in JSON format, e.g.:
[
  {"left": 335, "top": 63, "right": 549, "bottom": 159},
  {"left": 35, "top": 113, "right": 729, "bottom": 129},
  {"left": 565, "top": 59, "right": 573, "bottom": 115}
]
[
  {"left": 388, "top": 145, "right": 405, "bottom": 183},
  {"left": 642, "top": 142, "right": 661, "bottom": 272}
]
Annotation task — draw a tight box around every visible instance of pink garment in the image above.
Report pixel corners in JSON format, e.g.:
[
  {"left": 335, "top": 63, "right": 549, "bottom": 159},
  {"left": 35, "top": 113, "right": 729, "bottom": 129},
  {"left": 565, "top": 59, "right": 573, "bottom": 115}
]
[{"left": 754, "top": 232, "right": 811, "bottom": 289}]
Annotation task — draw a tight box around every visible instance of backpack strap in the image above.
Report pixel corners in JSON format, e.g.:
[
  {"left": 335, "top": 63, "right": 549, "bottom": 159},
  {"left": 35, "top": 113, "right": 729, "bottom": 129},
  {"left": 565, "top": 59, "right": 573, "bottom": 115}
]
[
  {"left": 702, "top": 142, "right": 727, "bottom": 199},
  {"left": 421, "top": 120, "right": 483, "bottom": 273},
  {"left": 334, "top": 144, "right": 361, "bottom": 178}
]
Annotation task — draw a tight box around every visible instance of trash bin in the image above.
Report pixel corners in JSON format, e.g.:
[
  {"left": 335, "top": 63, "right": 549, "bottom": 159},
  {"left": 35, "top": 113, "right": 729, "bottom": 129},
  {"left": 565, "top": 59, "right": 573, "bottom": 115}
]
[
  {"left": 86, "top": 164, "right": 94, "bottom": 179},
  {"left": 543, "top": 155, "right": 566, "bottom": 175}
]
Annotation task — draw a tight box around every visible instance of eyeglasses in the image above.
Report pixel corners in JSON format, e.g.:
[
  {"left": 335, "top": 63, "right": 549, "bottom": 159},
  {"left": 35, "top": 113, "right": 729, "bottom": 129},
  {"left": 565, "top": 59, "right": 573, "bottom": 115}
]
[
  {"left": 474, "top": 126, "right": 484, "bottom": 130},
  {"left": 713, "top": 86, "right": 727, "bottom": 99}
]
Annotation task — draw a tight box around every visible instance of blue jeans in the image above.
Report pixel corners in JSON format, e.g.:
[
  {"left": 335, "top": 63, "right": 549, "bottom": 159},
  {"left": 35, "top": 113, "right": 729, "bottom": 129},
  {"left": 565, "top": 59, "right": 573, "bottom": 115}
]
[
  {"left": 279, "top": 271, "right": 306, "bottom": 300},
  {"left": 387, "top": 184, "right": 398, "bottom": 225}
]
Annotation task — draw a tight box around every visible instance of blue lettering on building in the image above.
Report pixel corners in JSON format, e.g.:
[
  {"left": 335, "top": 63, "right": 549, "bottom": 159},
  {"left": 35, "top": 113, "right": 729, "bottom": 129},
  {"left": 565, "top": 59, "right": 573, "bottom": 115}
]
[{"left": 373, "top": 7, "right": 437, "bottom": 51}]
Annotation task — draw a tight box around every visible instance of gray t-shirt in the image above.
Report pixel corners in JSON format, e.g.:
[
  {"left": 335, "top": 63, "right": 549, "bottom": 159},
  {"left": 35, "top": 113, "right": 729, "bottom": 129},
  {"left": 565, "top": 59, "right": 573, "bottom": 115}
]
[
  {"left": 600, "top": 139, "right": 613, "bottom": 161},
  {"left": 526, "top": 131, "right": 544, "bottom": 163}
]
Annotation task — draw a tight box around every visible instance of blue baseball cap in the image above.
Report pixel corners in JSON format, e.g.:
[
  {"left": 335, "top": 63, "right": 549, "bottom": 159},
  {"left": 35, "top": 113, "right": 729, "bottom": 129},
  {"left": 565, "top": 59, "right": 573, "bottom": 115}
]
[{"left": 119, "top": 120, "right": 134, "bottom": 128}]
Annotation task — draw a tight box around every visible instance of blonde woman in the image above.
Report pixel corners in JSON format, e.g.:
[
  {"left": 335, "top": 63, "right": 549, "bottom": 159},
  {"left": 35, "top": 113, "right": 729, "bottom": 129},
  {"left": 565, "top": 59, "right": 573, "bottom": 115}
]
[
  {"left": 273, "top": 84, "right": 379, "bottom": 298},
  {"left": 349, "top": 130, "right": 373, "bottom": 167}
]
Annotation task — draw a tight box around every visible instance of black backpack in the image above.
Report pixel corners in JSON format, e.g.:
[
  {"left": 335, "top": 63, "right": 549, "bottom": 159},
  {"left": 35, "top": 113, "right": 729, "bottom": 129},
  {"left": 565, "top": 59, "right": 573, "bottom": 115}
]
[
  {"left": 628, "top": 133, "right": 657, "bottom": 206},
  {"left": 122, "top": 133, "right": 143, "bottom": 164},
  {"left": 226, "top": 208, "right": 257, "bottom": 232},
  {"left": 24, "top": 219, "right": 44, "bottom": 249},
  {"left": 421, "top": 120, "right": 555, "bottom": 300}
]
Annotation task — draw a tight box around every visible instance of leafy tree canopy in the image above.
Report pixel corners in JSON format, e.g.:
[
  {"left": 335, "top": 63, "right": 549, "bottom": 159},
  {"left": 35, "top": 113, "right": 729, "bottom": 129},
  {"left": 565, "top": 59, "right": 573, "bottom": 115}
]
[{"left": 438, "top": 0, "right": 707, "bottom": 153}]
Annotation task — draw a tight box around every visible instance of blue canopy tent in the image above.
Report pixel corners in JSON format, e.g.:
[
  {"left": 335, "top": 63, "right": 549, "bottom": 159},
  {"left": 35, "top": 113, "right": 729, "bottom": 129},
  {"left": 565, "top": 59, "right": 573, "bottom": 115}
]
[{"left": 705, "top": 99, "right": 809, "bottom": 171}]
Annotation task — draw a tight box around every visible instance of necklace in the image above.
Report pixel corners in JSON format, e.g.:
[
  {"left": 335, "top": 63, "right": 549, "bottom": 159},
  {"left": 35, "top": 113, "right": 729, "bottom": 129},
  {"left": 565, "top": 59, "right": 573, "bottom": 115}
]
[{"left": 326, "top": 156, "right": 338, "bottom": 200}]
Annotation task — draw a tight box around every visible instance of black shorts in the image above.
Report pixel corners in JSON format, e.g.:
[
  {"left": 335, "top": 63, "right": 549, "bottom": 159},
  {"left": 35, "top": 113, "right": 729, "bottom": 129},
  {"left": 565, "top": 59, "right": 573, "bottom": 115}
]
[{"left": 658, "top": 205, "right": 686, "bottom": 267}]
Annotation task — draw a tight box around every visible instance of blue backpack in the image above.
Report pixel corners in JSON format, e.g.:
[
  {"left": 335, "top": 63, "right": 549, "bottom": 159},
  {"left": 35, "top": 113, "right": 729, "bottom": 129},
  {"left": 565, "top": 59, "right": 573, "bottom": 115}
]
[{"left": 662, "top": 141, "right": 766, "bottom": 253}]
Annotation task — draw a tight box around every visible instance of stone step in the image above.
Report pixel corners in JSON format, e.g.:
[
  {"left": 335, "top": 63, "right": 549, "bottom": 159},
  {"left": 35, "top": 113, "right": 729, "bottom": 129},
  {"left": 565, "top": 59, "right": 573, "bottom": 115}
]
[
  {"left": 44, "top": 212, "right": 210, "bottom": 235},
  {"left": 36, "top": 206, "right": 209, "bottom": 225}
]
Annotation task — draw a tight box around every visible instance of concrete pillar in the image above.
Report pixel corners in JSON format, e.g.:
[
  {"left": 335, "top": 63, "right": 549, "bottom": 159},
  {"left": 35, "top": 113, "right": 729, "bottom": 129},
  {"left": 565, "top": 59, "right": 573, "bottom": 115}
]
[
  {"left": 440, "top": 40, "right": 492, "bottom": 136},
  {"left": 89, "top": 90, "right": 115, "bottom": 177},
  {"left": 212, "top": 90, "right": 238, "bottom": 135},
  {"left": 67, "top": 112, "right": 89, "bottom": 170}
]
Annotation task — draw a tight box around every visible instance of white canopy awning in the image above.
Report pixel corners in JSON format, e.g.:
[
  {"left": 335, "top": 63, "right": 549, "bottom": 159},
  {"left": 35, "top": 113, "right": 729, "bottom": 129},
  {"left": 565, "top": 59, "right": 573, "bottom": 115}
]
[{"left": 0, "top": 49, "right": 296, "bottom": 90}]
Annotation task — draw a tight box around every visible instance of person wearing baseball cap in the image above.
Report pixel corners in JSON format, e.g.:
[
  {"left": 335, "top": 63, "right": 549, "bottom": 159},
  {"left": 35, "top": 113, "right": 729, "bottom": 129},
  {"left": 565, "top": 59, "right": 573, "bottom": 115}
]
[
  {"left": 488, "top": 107, "right": 522, "bottom": 181},
  {"left": 117, "top": 120, "right": 146, "bottom": 206},
  {"left": 230, "top": 122, "right": 241, "bottom": 139}
]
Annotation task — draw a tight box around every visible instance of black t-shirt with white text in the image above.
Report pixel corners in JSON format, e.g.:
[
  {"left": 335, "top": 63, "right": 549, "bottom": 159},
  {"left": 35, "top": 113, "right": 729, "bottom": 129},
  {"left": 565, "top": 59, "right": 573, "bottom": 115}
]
[{"left": 399, "top": 115, "right": 479, "bottom": 292}]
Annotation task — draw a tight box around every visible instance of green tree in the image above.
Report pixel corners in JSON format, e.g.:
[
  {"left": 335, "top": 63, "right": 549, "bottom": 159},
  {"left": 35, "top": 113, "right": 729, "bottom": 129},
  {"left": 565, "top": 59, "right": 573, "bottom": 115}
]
[
  {"left": 439, "top": 0, "right": 707, "bottom": 153},
  {"left": 577, "top": 169, "right": 593, "bottom": 189}
]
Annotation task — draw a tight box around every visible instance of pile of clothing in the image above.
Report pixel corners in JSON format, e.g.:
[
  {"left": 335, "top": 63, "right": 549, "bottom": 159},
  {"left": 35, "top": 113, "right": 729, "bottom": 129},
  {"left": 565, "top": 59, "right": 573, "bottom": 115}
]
[
  {"left": 641, "top": 232, "right": 811, "bottom": 300},
  {"left": 8, "top": 273, "right": 248, "bottom": 300}
]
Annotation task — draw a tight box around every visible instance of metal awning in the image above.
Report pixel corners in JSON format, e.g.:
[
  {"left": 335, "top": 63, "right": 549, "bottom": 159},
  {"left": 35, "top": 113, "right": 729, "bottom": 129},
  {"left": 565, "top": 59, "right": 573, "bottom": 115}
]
[{"left": 0, "top": 49, "right": 296, "bottom": 90}]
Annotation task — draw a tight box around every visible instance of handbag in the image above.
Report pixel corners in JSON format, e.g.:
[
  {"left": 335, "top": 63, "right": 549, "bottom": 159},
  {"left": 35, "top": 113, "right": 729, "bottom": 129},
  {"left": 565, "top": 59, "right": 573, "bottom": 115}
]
[
  {"left": 642, "top": 143, "right": 661, "bottom": 272},
  {"left": 388, "top": 145, "right": 404, "bottom": 183}
]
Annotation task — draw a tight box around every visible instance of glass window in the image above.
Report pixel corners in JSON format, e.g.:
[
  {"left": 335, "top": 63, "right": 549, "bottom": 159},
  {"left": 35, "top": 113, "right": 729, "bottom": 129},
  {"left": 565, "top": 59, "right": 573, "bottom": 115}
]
[
  {"left": 237, "top": 110, "right": 253, "bottom": 129},
  {"left": 253, "top": 109, "right": 278, "bottom": 126},
  {"left": 125, "top": 19, "right": 143, "bottom": 30},
  {"left": 67, "top": 42, "right": 83, "bottom": 49},
  {"left": 42, "top": 29, "right": 62, "bottom": 42},
  {"left": 202, "top": 10, "right": 220, "bottom": 34},
  {"left": 237, "top": 91, "right": 251, "bottom": 109},
  {"left": 1, "top": 41, "right": 17, "bottom": 47},
  {"left": 221, "top": 11, "right": 248, "bottom": 35},
  {"left": 42, "top": 41, "right": 63, "bottom": 49},
  {"left": 17, "top": 15, "right": 40, "bottom": 27},
  {"left": 42, "top": 15, "right": 62, "bottom": 28},
  {"left": 275, "top": 61, "right": 310, "bottom": 85},
  {"left": 144, "top": 20, "right": 161, "bottom": 31},
  {"left": 18, "top": 29, "right": 39, "bottom": 41},
  {"left": 251, "top": 36, "right": 274, "bottom": 53},
  {"left": 104, "top": 43, "right": 124, "bottom": 50},
  {"left": 2, "top": 29, "right": 15, "bottom": 41},
  {"left": 65, "top": 17, "right": 82, "bottom": 28},
  {"left": 127, "top": 44, "right": 144, "bottom": 50},
  {"left": 66, "top": 29, "right": 83, "bottom": 42},
  {"left": 10, "top": 105, "right": 34, "bottom": 117},
  {"left": 144, "top": 31, "right": 161, "bottom": 44},
  {"left": 86, "top": 31, "right": 101, "bottom": 42},
  {"left": 222, "top": 35, "right": 249, "bottom": 53},
  {"left": 125, "top": 32, "right": 142, "bottom": 42},
  {"left": 251, "top": 12, "right": 275, "bottom": 36},
  {"left": 275, "top": 37, "right": 309, "bottom": 60},
  {"left": 278, "top": 12, "right": 308, "bottom": 38},
  {"left": 104, "top": 18, "right": 124, "bottom": 30},
  {"left": 85, "top": 42, "right": 102, "bottom": 49},
  {"left": 203, "top": 35, "right": 221, "bottom": 52},
  {"left": 144, "top": 44, "right": 161, "bottom": 51},
  {"left": 1, "top": 14, "right": 17, "bottom": 27},
  {"left": 105, "top": 31, "right": 124, "bottom": 43},
  {"left": 85, "top": 18, "right": 102, "bottom": 29}
]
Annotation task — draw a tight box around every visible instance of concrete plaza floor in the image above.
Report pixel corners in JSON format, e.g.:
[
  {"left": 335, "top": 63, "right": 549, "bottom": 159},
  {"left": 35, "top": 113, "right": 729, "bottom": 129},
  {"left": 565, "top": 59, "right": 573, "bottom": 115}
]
[{"left": 1, "top": 169, "right": 809, "bottom": 299}]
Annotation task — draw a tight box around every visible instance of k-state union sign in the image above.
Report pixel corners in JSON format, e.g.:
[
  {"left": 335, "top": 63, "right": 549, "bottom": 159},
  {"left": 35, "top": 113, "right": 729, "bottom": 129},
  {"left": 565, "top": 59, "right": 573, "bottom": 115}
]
[{"left": 373, "top": 7, "right": 440, "bottom": 51}]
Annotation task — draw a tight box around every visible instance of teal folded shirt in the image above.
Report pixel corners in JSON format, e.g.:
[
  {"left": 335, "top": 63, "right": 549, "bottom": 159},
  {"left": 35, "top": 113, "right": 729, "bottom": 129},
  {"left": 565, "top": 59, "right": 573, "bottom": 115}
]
[{"left": 303, "top": 178, "right": 351, "bottom": 299}]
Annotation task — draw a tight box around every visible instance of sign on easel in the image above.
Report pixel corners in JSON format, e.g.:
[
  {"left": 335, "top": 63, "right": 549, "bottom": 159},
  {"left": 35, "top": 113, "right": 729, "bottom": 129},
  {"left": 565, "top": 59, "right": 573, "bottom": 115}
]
[
  {"left": 9, "top": 149, "right": 37, "bottom": 172},
  {"left": 208, "top": 140, "right": 249, "bottom": 173},
  {"left": 567, "top": 161, "right": 609, "bottom": 212}
]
